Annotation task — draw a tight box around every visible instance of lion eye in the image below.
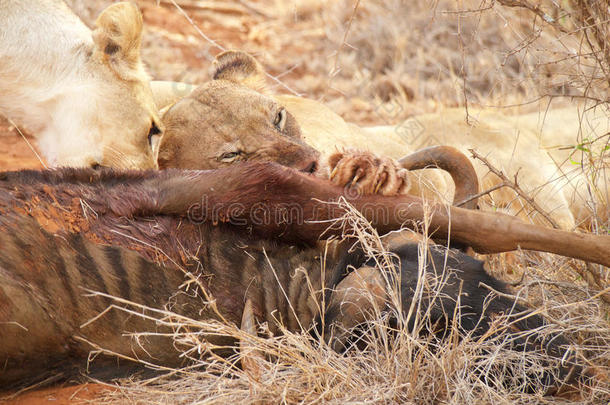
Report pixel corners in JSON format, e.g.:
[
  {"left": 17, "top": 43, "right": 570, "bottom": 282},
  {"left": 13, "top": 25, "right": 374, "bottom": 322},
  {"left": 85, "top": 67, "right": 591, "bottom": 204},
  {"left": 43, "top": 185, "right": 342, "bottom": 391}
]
[
  {"left": 220, "top": 151, "right": 242, "bottom": 163},
  {"left": 274, "top": 108, "right": 287, "bottom": 131}
]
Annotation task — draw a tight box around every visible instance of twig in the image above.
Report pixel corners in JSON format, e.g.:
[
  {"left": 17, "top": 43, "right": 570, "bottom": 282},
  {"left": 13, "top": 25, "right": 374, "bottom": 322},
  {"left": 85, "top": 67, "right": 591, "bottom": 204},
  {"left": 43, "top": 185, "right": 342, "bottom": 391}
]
[
  {"left": 158, "top": 0, "right": 272, "bottom": 18},
  {"left": 236, "top": 0, "right": 273, "bottom": 18},
  {"left": 570, "top": 261, "right": 610, "bottom": 304},
  {"left": 158, "top": 0, "right": 251, "bottom": 15},
  {"left": 495, "top": 0, "right": 570, "bottom": 34},
  {"left": 330, "top": 0, "right": 361, "bottom": 78},
  {"left": 8, "top": 118, "right": 48, "bottom": 169},
  {"left": 325, "top": 0, "right": 361, "bottom": 101},
  {"left": 162, "top": 0, "right": 301, "bottom": 96},
  {"left": 478, "top": 281, "right": 530, "bottom": 305},
  {"left": 496, "top": 0, "right": 610, "bottom": 102},
  {"left": 573, "top": 0, "right": 610, "bottom": 89},
  {"left": 456, "top": 182, "right": 506, "bottom": 207},
  {"left": 456, "top": 0, "right": 471, "bottom": 124},
  {"left": 468, "top": 149, "right": 561, "bottom": 229}
]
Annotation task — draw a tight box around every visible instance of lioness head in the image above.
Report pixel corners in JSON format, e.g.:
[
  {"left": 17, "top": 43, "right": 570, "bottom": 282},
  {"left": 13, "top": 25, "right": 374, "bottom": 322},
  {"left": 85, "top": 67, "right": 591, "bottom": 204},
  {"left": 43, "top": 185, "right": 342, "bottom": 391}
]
[
  {"left": 157, "top": 51, "right": 319, "bottom": 173},
  {"left": 65, "top": 2, "right": 161, "bottom": 169}
]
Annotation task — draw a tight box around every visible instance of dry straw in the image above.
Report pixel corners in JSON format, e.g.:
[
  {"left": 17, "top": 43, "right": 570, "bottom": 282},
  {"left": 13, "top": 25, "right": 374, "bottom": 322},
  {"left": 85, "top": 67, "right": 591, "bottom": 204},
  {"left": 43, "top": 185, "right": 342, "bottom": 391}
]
[{"left": 91, "top": 200, "right": 609, "bottom": 404}]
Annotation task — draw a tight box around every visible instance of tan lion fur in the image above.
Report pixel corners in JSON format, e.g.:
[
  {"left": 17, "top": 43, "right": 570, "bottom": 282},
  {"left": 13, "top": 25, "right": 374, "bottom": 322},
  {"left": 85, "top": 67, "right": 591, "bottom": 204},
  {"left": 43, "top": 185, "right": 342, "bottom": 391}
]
[{"left": 151, "top": 52, "right": 609, "bottom": 229}]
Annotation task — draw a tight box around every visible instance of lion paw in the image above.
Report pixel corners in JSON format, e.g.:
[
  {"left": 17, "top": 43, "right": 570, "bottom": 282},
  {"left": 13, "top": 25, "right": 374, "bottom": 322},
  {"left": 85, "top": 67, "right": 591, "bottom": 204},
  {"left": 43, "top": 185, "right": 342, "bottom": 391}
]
[{"left": 327, "top": 150, "right": 410, "bottom": 196}]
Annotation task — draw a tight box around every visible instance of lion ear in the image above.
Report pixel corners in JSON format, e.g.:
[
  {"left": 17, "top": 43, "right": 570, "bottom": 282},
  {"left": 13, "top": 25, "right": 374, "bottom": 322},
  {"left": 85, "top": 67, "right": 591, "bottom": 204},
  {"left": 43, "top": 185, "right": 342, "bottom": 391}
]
[
  {"left": 212, "top": 51, "right": 267, "bottom": 92},
  {"left": 92, "top": 2, "right": 146, "bottom": 81}
]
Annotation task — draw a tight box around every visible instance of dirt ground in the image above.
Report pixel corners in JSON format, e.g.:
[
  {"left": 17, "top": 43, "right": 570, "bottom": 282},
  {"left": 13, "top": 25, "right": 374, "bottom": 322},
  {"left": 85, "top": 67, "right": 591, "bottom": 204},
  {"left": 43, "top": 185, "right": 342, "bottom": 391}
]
[
  {"left": 0, "top": 119, "right": 43, "bottom": 171},
  {"left": 1, "top": 1, "right": 608, "bottom": 404},
  {"left": 2, "top": 384, "right": 112, "bottom": 405}
]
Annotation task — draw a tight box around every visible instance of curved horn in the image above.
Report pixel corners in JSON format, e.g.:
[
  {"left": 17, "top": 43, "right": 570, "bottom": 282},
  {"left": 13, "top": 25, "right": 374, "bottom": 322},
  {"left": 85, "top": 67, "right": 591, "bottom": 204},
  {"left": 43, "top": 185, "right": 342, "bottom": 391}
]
[
  {"left": 325, "top": 266, "right": 387, "bottom": 352},
  {"left": 398, "top": 146, "right": 479, "bottom": 210}
]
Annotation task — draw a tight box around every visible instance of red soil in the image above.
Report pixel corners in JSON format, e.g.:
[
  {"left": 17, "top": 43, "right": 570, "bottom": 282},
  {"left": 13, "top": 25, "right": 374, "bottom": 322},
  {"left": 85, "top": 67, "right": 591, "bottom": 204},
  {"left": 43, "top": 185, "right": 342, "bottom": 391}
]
[{"left": 2, "top": 384, "right": 113, "bottom": 405}]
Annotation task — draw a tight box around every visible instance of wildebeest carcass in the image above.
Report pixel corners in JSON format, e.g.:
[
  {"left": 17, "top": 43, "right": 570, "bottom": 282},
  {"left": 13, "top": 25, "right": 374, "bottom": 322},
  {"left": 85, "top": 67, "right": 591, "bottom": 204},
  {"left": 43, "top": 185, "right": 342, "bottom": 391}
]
[{"left": 0, "top": 162, "right": 608, "bottom": 391}]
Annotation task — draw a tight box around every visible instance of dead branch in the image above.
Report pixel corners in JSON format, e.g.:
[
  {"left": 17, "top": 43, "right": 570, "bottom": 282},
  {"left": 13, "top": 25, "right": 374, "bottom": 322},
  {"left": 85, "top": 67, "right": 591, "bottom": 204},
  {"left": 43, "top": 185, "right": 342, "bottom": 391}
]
[
  {"left": 495, "top": 0, "right": 570, "bottom": 34},
  {"left": 468, "top": 149, "right": 561, "bottom": 229},
  {"left": 158, "top": 0, "right": 263, "bottom": 16},
  {"left": 569, "top": 261, "right": 610, "bottom": 304},
  {"left": 456, "top": 183, "right": 505, "bottom": 207},
  {"left": 496, "top": 0, "right": 610, "bottom": 99},
  {"left": 570, "top": 0, "right": 610, "bottom": 88}
]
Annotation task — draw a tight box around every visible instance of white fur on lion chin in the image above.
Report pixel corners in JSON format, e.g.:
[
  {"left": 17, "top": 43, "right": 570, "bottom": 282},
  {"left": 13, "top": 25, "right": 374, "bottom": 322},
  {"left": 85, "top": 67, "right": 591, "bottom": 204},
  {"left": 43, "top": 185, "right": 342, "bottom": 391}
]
[
  {"left": 0, "top": 1, "right": 104, "bottom": 167},
  {"left": 0, "top": 0, "right": 157, "bottom": 169},
  {"left": 2, "top": 71, "right": 107, "bottom": 168},
  {"left": 36, "top": 98, "right": 103, "bottom": 168}
]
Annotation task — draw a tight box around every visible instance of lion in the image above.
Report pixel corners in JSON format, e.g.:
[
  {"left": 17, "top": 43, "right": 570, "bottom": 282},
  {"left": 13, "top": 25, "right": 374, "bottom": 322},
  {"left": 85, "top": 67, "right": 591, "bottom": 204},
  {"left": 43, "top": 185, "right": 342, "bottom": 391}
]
[
  {"left": 0, "top": 1, "right": 162, "bottom": 169},
  {"left": 152, "top": 51, "right": 609, "bottom": 229},
  {"left": 360, "top": 107, "right": 609, "bottom": 228},
  {"left": 506, "top": 108, "right": 609, "bottom": 226},
  {"left": 157, "top": 52, "right": 320, "bottom": 174},
  {"left": 157, "top": 51, "right": 440, "bottom": 199}
]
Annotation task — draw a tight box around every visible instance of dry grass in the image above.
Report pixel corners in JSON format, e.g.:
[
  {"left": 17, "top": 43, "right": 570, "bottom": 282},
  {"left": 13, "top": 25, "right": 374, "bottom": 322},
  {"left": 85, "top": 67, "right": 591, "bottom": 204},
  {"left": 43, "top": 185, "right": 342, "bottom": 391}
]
[{"left": 89, "top": 204, "right": 610, "bottom": 404}]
